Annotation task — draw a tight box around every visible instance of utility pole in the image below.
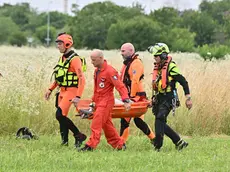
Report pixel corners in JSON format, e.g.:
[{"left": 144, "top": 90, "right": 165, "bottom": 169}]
[
  {"left": 46, "top": 10, "right": 50, "bottom": 47},
  {"left": 64, "top": 0, "right": 68, "bottom": 14},
  {"left": 45, "top": 1, "right": 52, "bottom": 47}
]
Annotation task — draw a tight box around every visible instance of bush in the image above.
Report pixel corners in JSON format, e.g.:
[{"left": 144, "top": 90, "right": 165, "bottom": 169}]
[
  {"left": 160, "top": 27, "right": 196, "bottom": 52},
  {"left": 9, "top": 32, "right": 27, "bottom": 47},
  {"left": 197, "top": 43, "right": 230, "bottom": 60}
]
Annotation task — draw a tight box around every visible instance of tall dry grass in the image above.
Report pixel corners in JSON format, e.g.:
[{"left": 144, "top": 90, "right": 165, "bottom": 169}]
[{"left": 0, "top": 46, "right": 230, "bottom": 136}]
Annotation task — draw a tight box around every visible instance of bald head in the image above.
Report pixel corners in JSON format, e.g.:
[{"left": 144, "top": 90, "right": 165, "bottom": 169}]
[
  {"left": 90, "top": 49, "right": 104, "bottom": 68},
  {"left": 120, "top": 43, "right": 135, "bottom": 60}
]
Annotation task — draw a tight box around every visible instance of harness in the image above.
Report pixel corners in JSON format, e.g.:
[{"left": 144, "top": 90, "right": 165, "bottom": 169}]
[
  {"left": 152, "top": 56, "right": 172, "bottom": 91},
  {"left": 52, "top": 52, "right": 86, "bottom": 87},
  {"left": 152, "top": 56, "right": 180, "bottom": 115},
  {"left": 122, "top": 55, "right": 144, "bottom": 96}
]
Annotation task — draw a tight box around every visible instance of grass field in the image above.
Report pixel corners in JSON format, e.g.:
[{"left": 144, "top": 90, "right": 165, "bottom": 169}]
[
  {"left": 0, "top": 46, "right": 230, "bottom": 171},
  {"left": 0, "top": 46, "right": 230, "bottom": 136},
  {"left": 0, "top": 135, "right": 230, "bottom": 172}
]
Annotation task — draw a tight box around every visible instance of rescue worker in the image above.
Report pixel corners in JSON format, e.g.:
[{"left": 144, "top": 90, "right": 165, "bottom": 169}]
[
  {"left": 45, "top": 33, "right": 87, "bottom": 148},
  {"left": 79, "top": 49, "right": 131, "bottom": 151},
  {"left": 119, "top": 43, "right": 155, "bottom": 144},
  {"left": 148, "top": 43, "right": 192, "bottom": 151}
]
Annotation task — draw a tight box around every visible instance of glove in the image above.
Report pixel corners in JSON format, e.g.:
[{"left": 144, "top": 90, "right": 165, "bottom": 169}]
[{"left": 79, "top": 109, "right": 94, "bottom": 119}]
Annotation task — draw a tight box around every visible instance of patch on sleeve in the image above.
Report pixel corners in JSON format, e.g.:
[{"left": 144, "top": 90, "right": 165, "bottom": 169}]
[{"left": 113, "top": 75, "right": 118, "bottom": 80}]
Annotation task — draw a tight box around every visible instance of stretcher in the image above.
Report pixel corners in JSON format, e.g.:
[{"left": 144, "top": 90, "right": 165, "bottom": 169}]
[{"left": 76, "top": 99, "right": 150, "bottom": 119}]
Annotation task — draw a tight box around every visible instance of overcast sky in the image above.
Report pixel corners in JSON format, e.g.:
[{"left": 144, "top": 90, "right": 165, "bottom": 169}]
[{"left": 0, "top": 0, "right": 207, "bottom": 13}]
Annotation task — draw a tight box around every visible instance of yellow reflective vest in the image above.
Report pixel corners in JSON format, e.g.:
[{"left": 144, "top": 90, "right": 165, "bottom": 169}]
[{"left": 53, "top": 53, "right": 86, "bottom": 87}]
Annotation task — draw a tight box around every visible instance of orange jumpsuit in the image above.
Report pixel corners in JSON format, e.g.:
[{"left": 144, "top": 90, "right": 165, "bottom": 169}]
[
  {"left": 86, "top": 60, "right": 129, "bottom": 149},
  {"left": 120, "top": 54, "right": 155, "bottom": 142},
  {"left": 49, "top": 53, "right": 85, "bottom": 116}
]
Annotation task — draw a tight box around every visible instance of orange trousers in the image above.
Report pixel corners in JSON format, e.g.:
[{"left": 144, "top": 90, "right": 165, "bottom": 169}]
[
  {"left": 58, "top": 87, "right": 78, "bottom": 116},
  {"left": 86, "top": 103, "right": 124, "bottom": 149}
]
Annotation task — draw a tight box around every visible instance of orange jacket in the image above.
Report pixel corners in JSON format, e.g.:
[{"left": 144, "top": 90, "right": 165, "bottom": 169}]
[
  {"left": 49, "top": 53, "right": 85, "bottom": 98},
  {"left": 120, "top": 54, "right": 145, "bottom": 99},
  {"left": 92, "top": 60, "right": 129, "bottom": 107}
]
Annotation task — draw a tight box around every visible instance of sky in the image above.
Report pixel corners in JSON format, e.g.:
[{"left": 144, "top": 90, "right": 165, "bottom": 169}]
[{"left": 0, "top": 0, "right": 207, "bottom": 14}]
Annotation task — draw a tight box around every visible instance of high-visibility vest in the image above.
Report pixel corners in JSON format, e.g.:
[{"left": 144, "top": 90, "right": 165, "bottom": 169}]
[{"left": 53, "top": 53, "right": 86, "bottom": 87}]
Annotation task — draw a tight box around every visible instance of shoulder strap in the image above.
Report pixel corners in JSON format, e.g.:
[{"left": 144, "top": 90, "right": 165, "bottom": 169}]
[
  {"left": 63, "top": 53, "right": 76, "bottom": 66},
  {"left": 123, "top": 57, "right": 137, "bottom": 81}
]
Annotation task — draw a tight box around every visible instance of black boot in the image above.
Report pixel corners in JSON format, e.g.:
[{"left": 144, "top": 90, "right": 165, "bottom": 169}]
[
  {"left": 78, "top": 144, "right": 93, "bottom": 152},
  {"left": 117, "top": 143, "right": 127, "bottom": 151},
  {"left": 175, "top": 139, "right": 188, "bottom": 150},
  {"left": 60, "top": 129, "right": 69, "bottom": 146},
  {"left": 60, "top": 124, "right": 69, "bottom": 146},
  {"left": 74, "top": 132, "right": 87, "bottom": 148}
]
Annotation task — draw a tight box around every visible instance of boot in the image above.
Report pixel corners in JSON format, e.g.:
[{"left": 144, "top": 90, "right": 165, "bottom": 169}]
[
  {"left": 74, "top": 132, "right": 87, "bottom": 148},
  {"left": 117, "top": 143, "right": 126, "bottom": 151},
  {"left": 60, "top": 129, "right": 69, "bottom": 146},
  {"left": 175, "top": 139, "right": 188, "bottom": 151},
  {"left": 78, "top": 144, "right": 93, "bottom": 152}
]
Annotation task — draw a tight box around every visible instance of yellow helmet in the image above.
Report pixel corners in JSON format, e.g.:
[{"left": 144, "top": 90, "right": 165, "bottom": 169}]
[{"left": 148, "top": 43, "right": 170, "bottom": 56}]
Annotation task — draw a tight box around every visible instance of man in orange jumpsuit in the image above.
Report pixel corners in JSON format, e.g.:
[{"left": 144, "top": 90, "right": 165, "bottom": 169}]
[
  {"left": 79, "top": 49, "right": 131, "bottom": 151},
  {"left": 45, "top": 33, "right": 87, "bottom": 148},
  {"left": 119, "top": 43, "right": 155, "bottom": 144}
]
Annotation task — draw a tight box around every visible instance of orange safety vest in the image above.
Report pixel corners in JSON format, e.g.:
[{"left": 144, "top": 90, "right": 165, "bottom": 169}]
[{"left": 152, "top": 56, "right": 172, "bottom": 91}]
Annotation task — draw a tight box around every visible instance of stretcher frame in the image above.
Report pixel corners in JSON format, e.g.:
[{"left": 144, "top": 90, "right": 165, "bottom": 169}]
[{"left": 76, "top": 99, "right": 150, "bottom": 119}]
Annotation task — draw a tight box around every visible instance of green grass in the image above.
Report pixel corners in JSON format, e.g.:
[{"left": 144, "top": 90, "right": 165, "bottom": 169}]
[{"left": 0, "top": 135, "right": 229, "bottom": 172}]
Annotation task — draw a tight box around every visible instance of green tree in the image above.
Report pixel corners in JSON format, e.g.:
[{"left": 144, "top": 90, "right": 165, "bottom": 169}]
[
  {"left": 106, "top": 16, "right": 161, "bottom": 51},
  {"left": 38, "top": 12, "right": 70, "bottom": 30},
  {"left": 222, "top": 11, "right": 230, "bottom": 39},
  {"left": 10, "top": 3, "right": 30, "bottom": 28},
  {"left": 181, "top": 11, "right": 216, "bottom": 46},
  {"left": 9, "top": 32, "right": 27, "bottom": 47},
  {"left": 70, "top": 2, "right": 120, "bottom": 49},
  {"left": 0, "top": 3, "right": 33, "bottom": 31},
  {"left": 70, "top": 1, "right": 144, "bottom": 49},
  {"left": 23, "top": 9, "right": 44, "bottom": 33},
  {"left": 161, "top": 28, "right": 196, "bottom": 52},
  {"left": 150, "top": 7, "right": 182, "bottom": 28},
  {"left": 199, "top": 0, "right": 230, "bottom": 25},
  {"left": 180, "top": 9, "right": 197, "bottom": 29},
  {"left": 0, "top": 17, "right": 19, "bottom": 44},
  {"left": 35, "top": 25, "right": 57, "bottom": 45}
]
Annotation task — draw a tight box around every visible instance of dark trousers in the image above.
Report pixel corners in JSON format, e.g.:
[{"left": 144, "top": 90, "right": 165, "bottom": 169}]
[
  {"left": 120, "top": 117, "right": 151, "bottom": 136},
  {"left": 56, "top": 107, "right": 80, "bottom": 143},
  {"left": 152, "top": 93, "right": 180, "bottom": 149}
]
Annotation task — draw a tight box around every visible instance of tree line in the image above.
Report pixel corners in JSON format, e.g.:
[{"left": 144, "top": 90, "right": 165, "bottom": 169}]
[{"left": 1, "top": 0, "right": 230, "bottom": 59}]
